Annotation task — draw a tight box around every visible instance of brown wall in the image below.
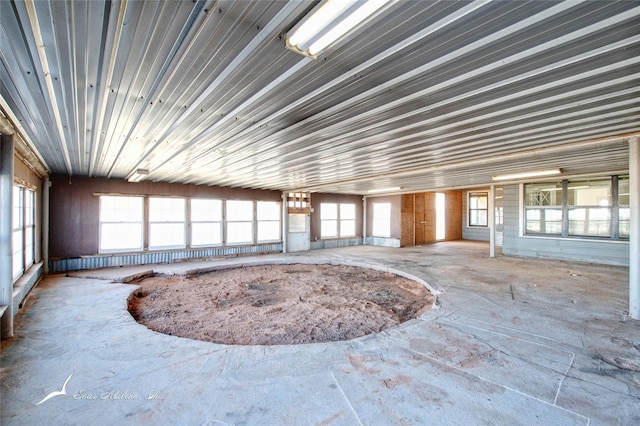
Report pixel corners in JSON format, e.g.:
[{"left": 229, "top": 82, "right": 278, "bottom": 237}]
[
  {"left": 444, "top": 191, "right": 463, "bottom": 240},
  {"left": 400, "top": 194, "right": 414, "bottom": 246},
  {"left": 310, "top": 193, "right": 363, "bottom": 241},
  {"left": 49, "top": 175, "right": 282, "bottom": 258},
  {"left": 365, "top": 195, "right": 402, "bottom": 239},
  {"left": 398, "top": 190, "right": 463, "bottom": 246}
]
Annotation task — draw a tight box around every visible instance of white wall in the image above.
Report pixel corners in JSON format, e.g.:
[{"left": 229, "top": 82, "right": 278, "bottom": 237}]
[{"left": 501, "top": 184, "right": 629, "bottom": 266}]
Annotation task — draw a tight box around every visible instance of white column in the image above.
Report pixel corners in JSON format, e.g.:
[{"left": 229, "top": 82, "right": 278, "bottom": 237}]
[
  {"left": 489, "top": 185, "right": 496, "bottom": 258},
  {"left": 629, "top": 136, "right": 639, "bottom": 319},
  {"left": 362, "top": 196, "right": 367, "bottom": 245},
  {"left": 1, "top": 134, "right": 15, "bottom": 338},
  {"left": 281, "top": 192, "right": 288, "bottom": 254}
]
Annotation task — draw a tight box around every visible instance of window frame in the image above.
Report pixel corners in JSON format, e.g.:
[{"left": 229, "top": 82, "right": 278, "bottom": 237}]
[
  {"left": 339, "top": 203, "right": 356, "bottom": 238},
  {"left": 190, "top": 198, "right": 223, "bottom": 247},
  {"left": 468, "top": 192, "right": 489, "bottom": 227},
  {"left": 320, "top": 202, "right": 357, "bottom": 239},
  {"left": 371, "top": 202, "right": 392, "bottom": 238},
  {"left": 257, "top": 201, "right": 282, "bottom": 243},
  {"left": 99, "top": 195, "right": 145, "bottom": 253},
  {"left": 148, "top": 197, "right": 187, "bottom": 250},
  {"left": 226, "top": 200, "right": 255, "bottom": 245},
  {"left": 320, "top": 203, "right": 338, "bottom": 238}
]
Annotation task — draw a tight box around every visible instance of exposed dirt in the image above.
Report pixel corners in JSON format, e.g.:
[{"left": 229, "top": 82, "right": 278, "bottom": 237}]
[{"left": 128, "top": 263, "right": 435, "bottom": 345}]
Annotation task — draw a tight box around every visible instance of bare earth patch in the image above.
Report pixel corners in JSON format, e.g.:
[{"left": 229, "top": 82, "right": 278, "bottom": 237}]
[{"left": 128, "top": 263, "right": 435, "bottom": 345}]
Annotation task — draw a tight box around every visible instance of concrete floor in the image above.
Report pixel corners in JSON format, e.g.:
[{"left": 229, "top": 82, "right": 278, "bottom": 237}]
[{"left": 1, "top": 241, "right": 639, "bottom": 425}]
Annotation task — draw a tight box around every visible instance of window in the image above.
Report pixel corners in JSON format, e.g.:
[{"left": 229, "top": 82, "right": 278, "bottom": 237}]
[
  {"left": 524, "top": 176, "right": 627, "bottom": 240},
  {"left": 320, "top": 203, "right": 338, "bottom": 238},
  {"left": 320, "top": 203, "right": 356, "bottom": 238},
  {"left": 99, "top": 196, "right": 144, "bottom": 252},
  {"left": 257, "top": 201, "right": 281, "bottom": 241},
  {"left": 191, "top": 199, "right": 222, "bottom": 247},
  {"left": 12, "top": 186, "right": 24, "bottom": 279},
  {"left": 149, "top": 197, "right": 186, "bottom": 249},
  {"left": 227, "top": 200, "right": 254, "bottom": 244},
  {"left": 619, "top": 177, "right": 629, "bottom": 239},
  {"left": 524, "top": 182, "right": 563, "bottom": 235},
  {"left": 468, "top": 193, "right": 488, "bottom": 227},
  {"left": 567, "top": 179, "right": 611, "bottom": 237},
  {"left": 339, "top": 203, "right": 356, "bottom": 237},
  {"left": 372, "top": 203, "right": 391, "bottom": 238},
  {"left": 23, "top": 188, "right": 35, "bottom": 267}
]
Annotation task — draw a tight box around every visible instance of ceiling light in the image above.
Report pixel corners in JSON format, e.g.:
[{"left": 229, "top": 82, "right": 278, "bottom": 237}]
[
  {"left": 127, "top": 169, "right": 149, "bottom": 183},
  {"left": 368, "top": 187, "right": 401, "bottom": 193},
  {"left": 286, "top": 0, "right": 393, "bottom": 58},
  {"left": 492, "top": 168, "right": 562, "bottom": 181}
]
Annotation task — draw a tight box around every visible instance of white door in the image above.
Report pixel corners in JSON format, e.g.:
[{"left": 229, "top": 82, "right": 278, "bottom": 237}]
[{"left": 287, "top": 213, "right": 310, "bottom": 252}]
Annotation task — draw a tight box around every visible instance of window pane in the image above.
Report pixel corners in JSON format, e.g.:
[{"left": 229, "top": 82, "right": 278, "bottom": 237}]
[
  {"left": 191, "top": 222, "right": 221, "bottom": 246},
  {"left": 101, "top": 196, "right": 143, "bottom": 222},
  {"left": 149, "top": 223, "right": 185, "bottom": 247},
  {"left": 149, "top": 198, "right": 185, "bottom": 221},
  {"left": 289, "top": 214, "right": 306, "bottom": 233},
  {"left": 13, "top": 230, "right": 24, "bottom": 278},
  {"left": 340, "top": 220, "right": 356, "bottom": 237},
  {"left": 469, "top": 210, "right": 487, "bottom": 226},
  {"left": 257, "top": 201, "right": 280, "bottom": 220},
  {"left": 25, "top": 190, "right": 34, "bottom": 226},
  {"left": 340, "top": 203, "right": 356, "bottom": 220},
  {"left": 227, "top": 222, "right": 253, "bottom": 244},
  {"left": 525, "top": 183, "right": 562, "bottom": 206},
  {"left": 13, "top": 186, "right": 22, "bottom": 228},
  {"left": 469, "top": 193, "right": 487, "bottom": 209},
  {"left": 321, "top": 220, "right": 338, "bottom": 238},
  {"left": 321, "top": 203, "right": 338, "bottom": 220},
  {"left": 568, "top": 207, "right": 611, "bottom": 237},
  {"left": 101, "top": 223, "right": 143, "bottom": 251},
  {"left": 619, "top": 176, "right": 629, "bottom": 206},
  {"left": 619, "top": 207, "right": 630, "bottom": 238},
  {"left": 24, "top": 227, "right": 34, "bottom": 266},
  {"left": 191, "top": 199, "right": 222, "bottom": 221},
  {"left": 258, "top": 222, "right": 280, "bottom": 241},
  {"left": 526, "top": 208, "right": 562, "bottom": 234},
  {"left": 568, "top": 179, "right": 611, "bottom": 207},
  {"left": 227, "top": 200, "right": 253, "bottom": 221}
]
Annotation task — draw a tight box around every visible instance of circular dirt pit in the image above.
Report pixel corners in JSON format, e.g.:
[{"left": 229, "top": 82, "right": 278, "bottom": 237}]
[{"left": 128, "top": 263, "right": 435, "bottom": 345}]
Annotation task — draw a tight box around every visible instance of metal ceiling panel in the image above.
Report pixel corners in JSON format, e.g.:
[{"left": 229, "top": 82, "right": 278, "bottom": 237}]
[{"left": 1, "top": 0, "right": 638, "bottom": 195}]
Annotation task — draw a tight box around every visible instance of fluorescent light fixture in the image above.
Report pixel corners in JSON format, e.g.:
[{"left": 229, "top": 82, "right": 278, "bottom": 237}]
[
  {"left": 127, "top": 169, "right": 149, "bottom": 183},
  {"left": 492, "top": 168, "right": 562, "bottom": 181},
  {"left": 286, "top": 0, "right": 393, "bottom": 58},
  {"left": 368, "top": 187, "right": 401, "bottom": 193}
]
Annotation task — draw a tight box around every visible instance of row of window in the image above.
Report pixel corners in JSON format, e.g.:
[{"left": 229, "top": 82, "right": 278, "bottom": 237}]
[
  {"left": 524, "top": 176, "right": 629, "bottom": 239},
  {"left": 99, "top": 196, "right": 281, "bottom": 252},
  {"left": 13, "top": 186, "right": 35, "bottom": 280}
]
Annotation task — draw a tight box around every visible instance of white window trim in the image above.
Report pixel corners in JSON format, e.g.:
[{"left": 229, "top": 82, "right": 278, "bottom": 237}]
[{"left": 468, "top": 192, "right": 489, "bottom": 228}]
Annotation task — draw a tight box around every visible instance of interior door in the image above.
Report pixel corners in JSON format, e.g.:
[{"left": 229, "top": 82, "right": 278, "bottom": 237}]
[
  {"left": 415, "top": 192, "right": 436, "bottom": 244},
  {"left": 287, "top": 213, "right": 310, "bottom": 252}
]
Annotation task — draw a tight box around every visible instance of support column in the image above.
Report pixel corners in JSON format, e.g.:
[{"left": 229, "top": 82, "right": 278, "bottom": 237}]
[
  {"left": 42, "top": 177, "right": 50, "bottom": 273},
  {"left": 489, "top": 185, "right": 496, "bottom": 258},
  {"left": 362, "top": 196, "right": 367, "bottom": 245},
  {"left": 629, "top": 136, "right": 639, "bottom": 319},
  {"left": 1, "top": 134, "right": 15, "bottom": 338},
  {"left": 281, "top": 192, "right": 288, "bottom": 254}
]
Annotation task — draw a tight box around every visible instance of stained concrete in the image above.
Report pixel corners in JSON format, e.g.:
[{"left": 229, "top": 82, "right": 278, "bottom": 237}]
[{"left": 1, "top": 241, "right": 638, "bottom": 425}]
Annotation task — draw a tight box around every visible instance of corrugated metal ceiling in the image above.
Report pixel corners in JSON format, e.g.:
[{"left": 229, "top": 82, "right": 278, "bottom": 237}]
[{"left": 1, "top": 0, "right": 639, "bottom": 194}]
